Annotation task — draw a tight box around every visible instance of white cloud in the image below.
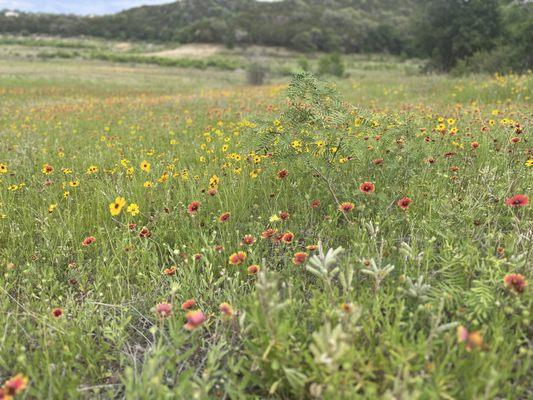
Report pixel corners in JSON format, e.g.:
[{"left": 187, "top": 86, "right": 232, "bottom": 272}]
[{"left": 0, "top": 0, "right": 176, "bottom": 15}]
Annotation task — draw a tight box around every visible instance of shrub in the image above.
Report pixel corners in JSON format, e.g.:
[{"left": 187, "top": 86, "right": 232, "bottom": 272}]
[
  {"left": 246, "top": 62, "right": 268, "bottom": 85},
  {"left": 317, "top": 52, "right": 345, "bottom": 77}
]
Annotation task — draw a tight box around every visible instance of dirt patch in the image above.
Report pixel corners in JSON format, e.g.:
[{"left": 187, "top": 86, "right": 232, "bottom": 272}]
[{"left": 145, "top": 44, "right": 224, "bottom": 58}]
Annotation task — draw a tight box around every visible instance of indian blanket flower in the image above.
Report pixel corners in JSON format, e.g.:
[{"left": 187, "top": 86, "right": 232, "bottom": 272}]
[
  {"left": 52, "top": 308, "right": 63, "bottom": 318},
  {"left": 339, "top": 202, "right": 355, "bottom": 213},
  {"left": 163, "top": 265, "right": 177, "bottom": 276},
  {"left": 127, "top": 203, "right": 140, "bottom": 216},
  {"left": 42, "top": 163, "right": 54, "bottom": 174},
  {"left": 282, "top": 232, "right": 294, "bottom": 244},
  {"left": 2, "top": 374, "right": 28, "bottom": 398},
  {"left": 292, "top": 252, "right": 308, "bottom": 265},
  {"left": 359, "top": 181, "right": 375, "bottom": 194},
  {"left": 397, "top": 197, "right": 412, "bottom": 210},
  {"left": 311, "top": 199, "right": 321, "bottom": 209},
  {"left": 219, "top": 302, "right": 234, "bottom": 316},
  {"left": 229, "top": 251, "right": 247, "bottom": 265},
  {"left": 109, "top": 197, "right": 126, "bottom": 216},
  {"left": 184, "top": 310, "right": 206, "bottom": 330},
  {"left": 277, "top": 169, "right": 288, "bottom": 179},
  {"left": 504, "top": 274, "right": 527, "bottom": 294},
  {"left": 247, "top": 264, "right": 260, "bottom": 274},
  {"left": 181, "top": 299, "right": 196, "bottom": 310},
  {"left": 242, "top": 234, "right": 256, "bottom": 245},
  {"left": 187, "top": 201, "right": 200, "bottom": 215},
  {"left": 505, "top": 194, "right": 528, "bottom": 207},
  {"left": 219, "top": 212, "right": 231, "bottom": 222},
  {"left": 81, "top": 236, "right": 96, "bottom": 247},
  {"left": 261, "top": 228, "right": 277, "bottom": 239},
  {"left": 155, "top": 302, "right": 172, "bottom": 319},
  {"left": 139, "top": 227, "right": 151, "bottom": 238},
  {"left": 457, "top": 325, "right": 484, "bottom": 352}
]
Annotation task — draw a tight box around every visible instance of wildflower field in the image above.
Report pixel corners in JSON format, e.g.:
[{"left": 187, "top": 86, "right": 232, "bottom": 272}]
[{"left": 0, "top": 58, "right": 531, "bottom": 399}]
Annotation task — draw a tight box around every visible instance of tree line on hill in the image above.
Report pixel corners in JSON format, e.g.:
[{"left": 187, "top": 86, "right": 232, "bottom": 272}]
[{"left": 0, "top": 0, "right": 531, "bottom": 73}]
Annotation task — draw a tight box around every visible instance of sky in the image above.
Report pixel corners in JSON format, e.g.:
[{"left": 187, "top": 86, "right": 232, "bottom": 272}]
[{"left": 0, "top": 0, "right": 177, "bottom": 15}]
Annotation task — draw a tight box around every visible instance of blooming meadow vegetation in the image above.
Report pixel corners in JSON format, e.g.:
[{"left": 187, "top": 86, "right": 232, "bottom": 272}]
[{"left": 0, "top": 60, "right": 531, "bottom": 399}]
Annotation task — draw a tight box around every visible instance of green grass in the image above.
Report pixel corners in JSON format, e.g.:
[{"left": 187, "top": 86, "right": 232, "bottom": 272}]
[{"left": 0, "top": 56, "right": 531, "bottom": 399}]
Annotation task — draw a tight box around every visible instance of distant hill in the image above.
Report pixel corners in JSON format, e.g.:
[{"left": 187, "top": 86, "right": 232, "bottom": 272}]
[{"left": 0, "top": 0, "right": 418, "bottom": 53}]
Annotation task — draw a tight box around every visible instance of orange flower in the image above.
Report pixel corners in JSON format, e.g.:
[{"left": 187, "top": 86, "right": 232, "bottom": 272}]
[
  {"left": 229, "top": 251, "right": 247, "bottom": 265},
  {"left": 163, "top": 265, "right": 177, "bottom": 276},
  {"left": 3, "top": 374, "right": 28, "bottom": 397},
  {"left": 247, "top": 264, "right": 260, "bottom": 274},
  {"left": 219, "top": 212, "right": 231, "bottom": 222},
  {"left": 282, "top": 232, "right": 294, "bottom": 244},
  {"left": 504, "top": 273, "right": 527, "bottom": 294},
  {"left": 181, "top": 299, "right": 196, "bottom": 310},
  {"left": 184, "top": 310, "right": 206, "bottom": 330},
  {"left": 292, "top": 252, "right": 308, "bottom": 265},
  {"left": 81, "top": 236, "right": 96, "bottom": 247},
  {"left": 457, "top": 325, "right": 484, "bottom": 352},
  {"left": 339, "top": 202, "right": 355, "bottom": 213},
  {"left": 219, "top": 302, "right": 234, "bottom": 316}
]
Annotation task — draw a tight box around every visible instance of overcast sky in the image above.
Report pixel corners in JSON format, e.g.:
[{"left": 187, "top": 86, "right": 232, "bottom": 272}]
[{"left": 0, "top": 0, "right": 177, "bottom": 15}]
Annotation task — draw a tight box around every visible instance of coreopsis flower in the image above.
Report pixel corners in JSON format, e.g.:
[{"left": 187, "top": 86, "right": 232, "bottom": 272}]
[
  {"left": 457, "top": 326, "right": 484, "bottom": 351},
  {"left": 247, "top": 264, "right": 260, "bottom": 274},
  {"left": 219, "top": 212, "right": 231, "bottom": 222},
  {"left": 229, "top": 251, "right": 247, "bottom": 265},
  {"left": 109, "top": 197, "right": 126, "bottom": 216},
  {"left": 181, "top": 299, "right": 196, "bottom": 310},
  {"left": 359, "top": 181, "right": 375, "bottom": 194},
  {"left": 292, "top": 252, "right": 308, "bottom": 265},
  {"left": 504, "top": 274, "right": 527, "bottom": 294},
  {"left": 397, "top": 197, "right": 412, "bottom": 210},
  {"left": 0, "top": 163, "right": 7, "bottom": 174},
  {"left": 339, "top": 202, "right": 355, "bottom": 213},
  {"left": 184, "top": 310, "right": 206, "bottom": 330},
  {"left": 187, "top": 201, "right": 200, "bottom": 215},
  {"left": 505, "top": 194, "right": 528, "bottom": 207},
  {"left": 140, "top": 160, "right": 151, "bottom": 172},
  {"left": 52, "top": 308, "right": 63, "bottom": 318},
  {"left": 48, "top": 203, "right": 57, "bottom": 213},
  {"left": 127, "top": 203, "right": 140, "bottom": 216},
  {"left": 219, "top": 302, "right": 233, "bottom": 316},
  {"left": 81, "top": 236, "right": 96, "bottom": 247},
  {"left": 155, "top": 302, "right": 172, "bottom": 319},
  {"left": 86, "top": 165, "right": 98, "bottom": 174}
]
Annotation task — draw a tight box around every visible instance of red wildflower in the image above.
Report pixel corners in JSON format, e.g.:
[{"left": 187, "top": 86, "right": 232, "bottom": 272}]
[
  {"left": 306, "top": 244, "right": 318, "bottom": 251},
  {"left": 181, "top": 299, "right": 196, "bottom": 310},
  {"left": 372, "top": 158, "right": 384, "bottom": 165},
  {"left": 184, "top": 310, "right": 206, "bottom": 330},
  {"left": 261, "top": 228, "right": 277, "bottom": 239},
  {"left": 282, "top": 232, "right": 294, "bottom": 244},
  {"left": 510, "top": 137, "right": 520, "bottom": 144},
  {"left": 311, "top": 199, "right": 321, "bottom": 209},
  {"left": 505, "top": 194, "right": 528, "bottom": 207},
  {"left": 207, "top": 188, "right": 218, "bottom": 196},
  {"left": 470, "top": 141, "right": 479, "bottom": 149},
  {"left": 187, "top": 201, "right": 200, "bottom": 215},
  {"left": 504, "top": 274, "right": 527, "bottom": 294},
  {"left": 52, "top": 308, "right": 63, "bottom": 318},
  {"left": 155, "top": 302, "right": 172, "bottom": 319},
  {"left": 139, "top": 227, "right": 151, "bottom": 238},
  {"left": 339, "top": 202, "right": 355, "bottom": 213},
  {"left": 397, "top": 197, "right": 412, "bottom": 210},
  {"left": 81, "top": 236, "right": 96, "bottom": 247},
  {"left": 163, "top": 266, "right": 176, "bottom": 276},
  {"left": 292, "top": 252, "right": 308, "bottom": 265},
  {"left": 457, "top": 326, "right": 484, "bottom": 352},
  {"left": 359, "top": 181, "right": 375, "bottom": 194},
  {"left": 242, "top": 234, "right": 256, "bottom": 245},
  {"left": 279, "top": 211, "right": 290, "bottom": 220},
  {"left": 193, "top": 253, "right": 202, "bottom": 261},
  {"left": 277, "top": 169, "right": 288, "bottom": 179},
  {"left": 229, "top": 251, "right": 247, "bottom": 265},
  {"left": 247, "top": 264, "right": 260, "bottom": 274},
  {"left": 219, "top": 212, "right": 231, "bottom": 222},
  {"left": 3, "top": 374, "right": 28, "bottom": 397},
  {"left": 219, "top": 302, "right": 234, "bottom": 316}
]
